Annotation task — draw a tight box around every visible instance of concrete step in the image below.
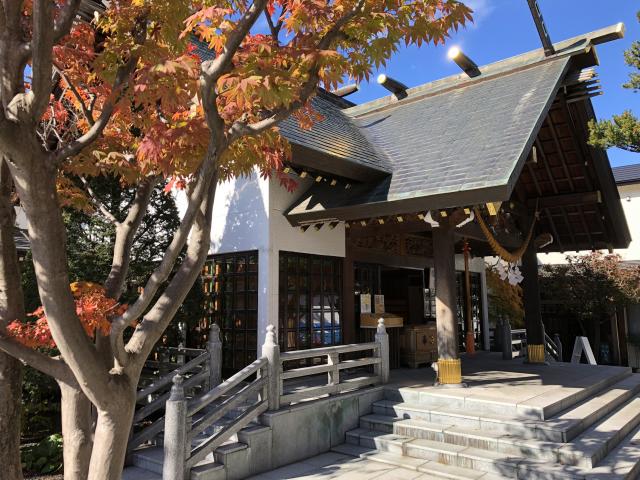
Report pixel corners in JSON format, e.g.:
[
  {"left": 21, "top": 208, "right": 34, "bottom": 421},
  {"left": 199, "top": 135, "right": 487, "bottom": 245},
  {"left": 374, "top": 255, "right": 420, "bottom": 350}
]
[
  {"left": 131, "top": 446, "right": 165, "bottom": 475},
  {"left": 346, "top": 428, "right": 521, "bottom": 476},
  {"left": 383, "top": 367, "right": 631, "bottom": 421},
  {"left": 345, "top": 428, "right": 590, "bottom": 480},
  {"left": 541, "top": 374, "right": 640, "bottom": 442},
  {"left": 585, "top": 423, "right": 640, "bottom": 479},
  {"left": 359, "top": 414, "right": 563, "bottom": 461},
  {"left": 558, "top": 396, "right": 640, "bottom": 469},
  {"left": 121, "top": 466, "right": 162, "bottom": 480},
  {"left": 374, "top": 375, "right": 640, "bottom": 445},
  {"left": 372, "top": 400, "right": 554, "bottom": 441},
  {"left": 331, "top": 443, "right": 508, "bottom": 479},
  {"left": 190, "top": 461, "right": 225, "bottom": 480}
]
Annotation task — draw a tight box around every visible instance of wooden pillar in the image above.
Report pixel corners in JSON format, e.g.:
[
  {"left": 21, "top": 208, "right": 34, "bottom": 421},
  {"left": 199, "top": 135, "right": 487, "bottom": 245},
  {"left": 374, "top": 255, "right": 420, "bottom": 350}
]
[
  {"left": 433, "top": 222, "right": 461, "bottom": 384},
  {"left": 521, "top": 240, "right": 545, "bottom": 363}
]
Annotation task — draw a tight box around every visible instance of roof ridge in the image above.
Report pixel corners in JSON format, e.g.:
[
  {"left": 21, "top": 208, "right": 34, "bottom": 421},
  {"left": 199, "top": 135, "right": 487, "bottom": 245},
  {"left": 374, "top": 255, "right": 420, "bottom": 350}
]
[{"left": 345, "top": 23, "right": 624, "bottom": 119}]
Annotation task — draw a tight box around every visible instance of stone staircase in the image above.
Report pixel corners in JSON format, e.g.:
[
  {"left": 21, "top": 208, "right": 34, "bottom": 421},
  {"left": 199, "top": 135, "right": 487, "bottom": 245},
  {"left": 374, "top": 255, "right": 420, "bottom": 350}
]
[
  {"left": 126, "top": 424, "right": 272, "bottom": 480},
  {"left": 333, "top": 369, "right": 640, "bottom": 479},
  {"left": 124, "top": 401, "right": 270, "bottom": 480}
]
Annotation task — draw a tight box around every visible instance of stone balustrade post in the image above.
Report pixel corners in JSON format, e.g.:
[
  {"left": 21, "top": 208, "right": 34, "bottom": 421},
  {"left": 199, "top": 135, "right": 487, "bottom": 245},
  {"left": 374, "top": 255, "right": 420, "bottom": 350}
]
[
  {"left": 163, "top": 375, "right": 188, "bottom": 480},
  {"left": 177, "top": 342, "right": 185, "bottom": 366},
  {"left": 375, "top": 318, "right": 390, "bottom": 384},
  {"left": 502, "top": 318, "right": 512, "bottom": 360},
  {"left": 262, "top": 325, "right": 281, "bottom": 411},
  {"left": 207, "top": 323, "right": 222, "bottom": 390},
  {"left": 554, "top": 333, "right": 563, "bottom": 362}
]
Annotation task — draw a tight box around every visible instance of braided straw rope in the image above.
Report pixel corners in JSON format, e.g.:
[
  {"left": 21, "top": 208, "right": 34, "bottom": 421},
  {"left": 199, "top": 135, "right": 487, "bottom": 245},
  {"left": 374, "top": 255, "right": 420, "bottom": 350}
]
[{"left": 472, "top": 206, "right": 537, "bottom": 263}]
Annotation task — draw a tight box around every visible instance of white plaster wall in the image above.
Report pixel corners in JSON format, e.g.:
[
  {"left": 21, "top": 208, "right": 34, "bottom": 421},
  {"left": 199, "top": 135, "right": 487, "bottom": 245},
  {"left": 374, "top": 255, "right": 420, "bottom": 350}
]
[
  {"left": 266, "top": 177, "right": 346, "bottom": 347},
  {"left": 269, "top": 176, "right": 346, "bottom": 258},
  {"left": 176, "top": 170, "right": 273, "bottom": 350},
  {"left": 538, "top": 183, "right": 640, "bottom": 265},
  {"left": 177, "top": 171, "right": 347, "bottom": 351}
]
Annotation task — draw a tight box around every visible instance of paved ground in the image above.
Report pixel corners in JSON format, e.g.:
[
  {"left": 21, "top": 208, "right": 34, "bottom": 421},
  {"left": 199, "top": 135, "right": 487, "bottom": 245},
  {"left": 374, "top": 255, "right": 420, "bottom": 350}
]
[
  {"left": 246, "top": 452, "right": 442, "bottom": 480},
  {"left": 385, "top": 352, "right": 629, "bottom": 416}
]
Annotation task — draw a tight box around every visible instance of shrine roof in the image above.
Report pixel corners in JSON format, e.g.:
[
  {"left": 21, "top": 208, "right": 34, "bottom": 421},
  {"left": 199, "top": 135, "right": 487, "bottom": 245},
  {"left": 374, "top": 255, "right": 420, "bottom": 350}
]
[
  {"left": 285, "top": 25, "right": 628, "bottom": 242},
  {"left": 613, "top": 164, "right": 640, "bottom": 186}
]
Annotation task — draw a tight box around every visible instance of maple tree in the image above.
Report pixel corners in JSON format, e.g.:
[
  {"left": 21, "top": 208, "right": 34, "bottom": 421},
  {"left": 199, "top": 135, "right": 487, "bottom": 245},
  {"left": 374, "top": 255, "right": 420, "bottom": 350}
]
[
  {"left": 0, "top": 1, "right": 472, "bottom": 478},
  {"left": 540, "top": 253, "right": 640, "bottom": 362}
]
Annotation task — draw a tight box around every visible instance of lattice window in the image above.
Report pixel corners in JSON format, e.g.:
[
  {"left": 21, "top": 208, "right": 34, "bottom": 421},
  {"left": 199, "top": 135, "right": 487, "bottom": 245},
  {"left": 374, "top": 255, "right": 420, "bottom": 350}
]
[
  {"left": 279, "top": 252, "right": 343, "bottom": 351},
  {"left": 202, "top": 251, "right": 258, "bottom": 374}
]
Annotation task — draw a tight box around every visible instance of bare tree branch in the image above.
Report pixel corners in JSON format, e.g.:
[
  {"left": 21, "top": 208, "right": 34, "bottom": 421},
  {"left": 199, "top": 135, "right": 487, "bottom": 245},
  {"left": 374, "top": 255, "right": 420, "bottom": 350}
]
[
  {"left": 78, "top": 176, "right": 119, "bottom": 224},
  {"left": 202, "top": 0, "right": 268, "bottom": 81},
  {"left": 227, "top": 0, "right": 366, "bottom": 142},
  {"left": 30, "top": 0, "right": 55, "bottom": 119},
  {"left": 52, "top": 54, "right": 140, "bottom": 164},
  {"left": 0, "top": 336, "right": 75, "bottom": 383},
  {"left": 108, "top": 150, "right": 217, "bottom": 367},
  {"left": 104, "top": 175, "right": 160, "bottom": 299},
  {"left": 126, "top": 168, "right": 217, "bottom": 365},
  {"left": 6, "top": 157, "right": 112, "bottom": 405},
  {"left": 53, "top": 62, "right": 95, "bottom": 126},
  {"left": 264, "top": 10, "right": 283, "bottom": 42}
]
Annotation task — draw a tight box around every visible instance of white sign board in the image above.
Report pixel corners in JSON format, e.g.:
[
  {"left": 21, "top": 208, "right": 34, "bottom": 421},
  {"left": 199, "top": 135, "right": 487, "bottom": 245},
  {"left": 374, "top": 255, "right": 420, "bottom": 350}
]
[
  {"left": 571, "top": 336, "right": 597, "bottom": 365},
  {"left": 360, "top": 294, "right": 371, "bottom": 314},
  {"left": 374, "top": 295, "right": 385, "bottom": 314}
]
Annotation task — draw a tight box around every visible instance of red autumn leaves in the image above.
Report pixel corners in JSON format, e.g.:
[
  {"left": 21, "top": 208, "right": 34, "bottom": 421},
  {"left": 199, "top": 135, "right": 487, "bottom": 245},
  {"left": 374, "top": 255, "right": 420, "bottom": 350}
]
[{"left": 7, "top": 282, "right": 127, "bottom": 349}]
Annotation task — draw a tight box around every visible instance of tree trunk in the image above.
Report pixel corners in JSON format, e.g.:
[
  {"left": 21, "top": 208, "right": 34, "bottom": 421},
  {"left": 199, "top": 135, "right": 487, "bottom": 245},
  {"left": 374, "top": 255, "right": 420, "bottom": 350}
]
[
  {"left": 0, "top": 158, "right": 25, "bottom": 480},
  {"left": 87, "top": 384, "right": 136, "bottom": 480},
  {"left": 0, "top": 352, "right": 23, "bottom": 480},
  {"left": 59, "top": 380, "right": 93, "bottom": 480}
]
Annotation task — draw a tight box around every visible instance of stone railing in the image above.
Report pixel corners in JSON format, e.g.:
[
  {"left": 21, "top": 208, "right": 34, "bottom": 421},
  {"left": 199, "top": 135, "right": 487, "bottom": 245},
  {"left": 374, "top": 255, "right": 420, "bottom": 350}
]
[
  {"left": 127, "top": 325, "right": 222, "bottom": 455},
  {"left": 273, "top": 318, "right": 389, "bottom": 408},
  {"left": 161, "top": 319, "right": 390, "bottom": 480}
]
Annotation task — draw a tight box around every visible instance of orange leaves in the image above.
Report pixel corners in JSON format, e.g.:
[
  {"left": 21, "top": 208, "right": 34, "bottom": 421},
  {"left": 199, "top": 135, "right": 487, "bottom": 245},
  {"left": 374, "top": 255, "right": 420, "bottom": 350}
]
[
  {"left": 7, "top": 282, "right": 127, "bottom": 350},
  {"left": 40, "top": 0, "right": 473, "bottom": 206}
]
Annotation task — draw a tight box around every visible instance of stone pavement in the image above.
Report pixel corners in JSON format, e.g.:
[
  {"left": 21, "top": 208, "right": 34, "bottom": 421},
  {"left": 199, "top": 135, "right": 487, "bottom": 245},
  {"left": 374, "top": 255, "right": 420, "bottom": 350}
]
[{"left": 245, "top": 451, "right": 447, "bottom": 480}]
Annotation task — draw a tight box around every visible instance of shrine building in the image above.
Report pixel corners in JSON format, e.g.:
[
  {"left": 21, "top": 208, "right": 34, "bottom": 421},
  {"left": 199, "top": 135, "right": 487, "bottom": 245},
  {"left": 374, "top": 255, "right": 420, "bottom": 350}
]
[{"left": 190, "top": 24, "right": 631, "bottom": 384}]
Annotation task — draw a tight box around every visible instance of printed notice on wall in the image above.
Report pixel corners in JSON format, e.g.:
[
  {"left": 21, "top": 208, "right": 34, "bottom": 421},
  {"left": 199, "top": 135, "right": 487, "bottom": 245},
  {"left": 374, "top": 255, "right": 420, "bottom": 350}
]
[
  {"left": 360, "top": 294, "right": 371, "bottom": 314},
  {"left": 374, "top": 295, "right": 385, "bottom": 314}
]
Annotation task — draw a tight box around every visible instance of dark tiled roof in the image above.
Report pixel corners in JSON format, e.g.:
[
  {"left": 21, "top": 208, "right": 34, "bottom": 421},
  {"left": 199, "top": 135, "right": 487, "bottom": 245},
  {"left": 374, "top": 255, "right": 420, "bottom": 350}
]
[
  {"left": 279, "top": 92, "right": 392, "bottom": 176},
  {"left": 613, "top": 164, "right": 640, "bottom": 185},
  {"left": 288, "top": 57, "right": 570, "bottom": 219},
  {"left": 353, "top": 57, "right": 569, "bottom": 201}
]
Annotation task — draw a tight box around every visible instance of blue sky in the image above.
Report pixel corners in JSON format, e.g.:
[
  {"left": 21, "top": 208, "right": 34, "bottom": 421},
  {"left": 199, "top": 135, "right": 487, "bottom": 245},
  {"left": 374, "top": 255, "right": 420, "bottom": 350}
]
[{"left": 346, "top": 1, "right": 639, "bottom": 168}]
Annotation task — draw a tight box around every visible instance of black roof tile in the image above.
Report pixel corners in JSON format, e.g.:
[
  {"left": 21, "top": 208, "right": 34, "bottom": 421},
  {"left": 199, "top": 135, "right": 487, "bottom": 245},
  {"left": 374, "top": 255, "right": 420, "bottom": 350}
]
[{"left": 613, "top": 164, "right": 640, "bottom": 185}]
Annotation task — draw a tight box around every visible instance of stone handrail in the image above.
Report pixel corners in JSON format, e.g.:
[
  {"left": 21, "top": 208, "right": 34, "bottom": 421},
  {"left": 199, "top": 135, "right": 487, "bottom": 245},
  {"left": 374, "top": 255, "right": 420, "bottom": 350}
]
[
  {"left": 275, "top": 318, "right": 390, "bottom": 407},
  {"left": 127, "top": 324, "right": 222, "bottom": 456},
  {"left": 161, "top": 320, "right": 390, "bottom": 480}
]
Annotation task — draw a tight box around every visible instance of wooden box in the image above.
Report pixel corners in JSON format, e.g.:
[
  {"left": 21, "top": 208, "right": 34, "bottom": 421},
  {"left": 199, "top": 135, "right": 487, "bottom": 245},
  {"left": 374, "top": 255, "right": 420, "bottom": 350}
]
[
  {"left": 400, "top": 323, "right": 438, "bottom": 368},
  {"left": 360, "top": 313, "right": 404, "bottom": 329}
]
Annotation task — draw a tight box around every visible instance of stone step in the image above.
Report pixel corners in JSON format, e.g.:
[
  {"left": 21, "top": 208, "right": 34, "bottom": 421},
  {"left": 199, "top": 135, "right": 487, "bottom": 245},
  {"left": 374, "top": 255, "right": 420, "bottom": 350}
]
[
  {"left": 584, "top": 423, "right": 640, "bottom": 479},
  {"left": 383, "top": 366, "right": 631, "bottom": 421},
  {"left": 131, "top": 446, "right": 165, "bottom": 475},
  {"left": 121, "top": 466, "right": 162, "bottom": 480},
  {"left": 331, "top": 443, "right": 508, "bottom": 479},
  {"left": 346, "top": 428, "right": 589, "bottom": 480},
  {"left": 359, "top": 414, "right": 563, "bottom": 461},
  {"left": 346, "top": 428, "right": 520, "bottom": 476},
  {"left": 558, "top": 396, "right": 640, "bottom": 469},
  {"left": 372, "top": 400, "right": 556, "bottom": 441},
  {"left": 190, "top": 461, "right": 225, "bottom": 480},
  {"left": 373, "top": 375, "right": 640, "bottom": 445}
]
